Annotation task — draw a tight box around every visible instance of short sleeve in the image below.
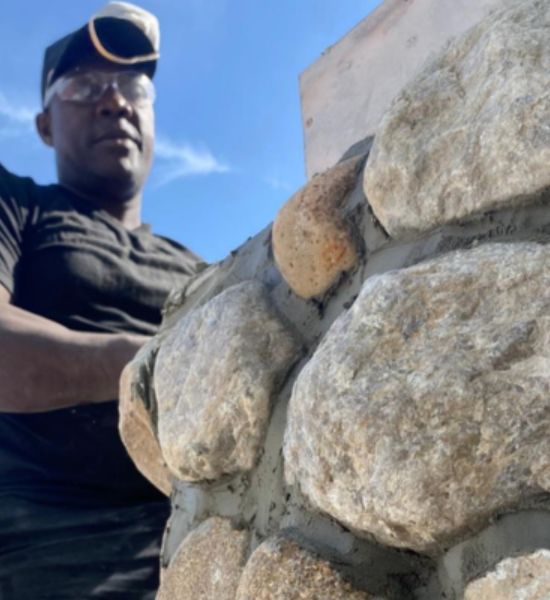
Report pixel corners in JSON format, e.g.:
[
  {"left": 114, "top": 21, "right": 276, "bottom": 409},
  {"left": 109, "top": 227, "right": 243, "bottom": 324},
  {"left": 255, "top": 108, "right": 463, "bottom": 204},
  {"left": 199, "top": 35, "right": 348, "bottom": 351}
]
[{"left": 0, "top": 165, "right": 33, "bottom": 295}]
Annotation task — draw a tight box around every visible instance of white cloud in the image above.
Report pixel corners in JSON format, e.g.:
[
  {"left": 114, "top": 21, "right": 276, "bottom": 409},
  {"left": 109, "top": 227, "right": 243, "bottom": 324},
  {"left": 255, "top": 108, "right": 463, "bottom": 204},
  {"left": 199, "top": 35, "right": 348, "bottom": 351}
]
[
  {"left": 0, "top": 92, "right": 36, "bottom": 128},
  {"left": 154, "top": 135, "right": 230, "bottom": 185},
  {"left": 264, "top": 175, "right": 292, "bottom": 192}
]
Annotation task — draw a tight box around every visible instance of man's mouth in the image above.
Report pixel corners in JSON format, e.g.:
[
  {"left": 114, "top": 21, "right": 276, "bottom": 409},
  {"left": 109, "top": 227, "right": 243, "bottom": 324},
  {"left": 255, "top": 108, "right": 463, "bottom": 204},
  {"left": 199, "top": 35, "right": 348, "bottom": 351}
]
[{"left": 94, "top": 130, "right": 141, "bottom": 148}]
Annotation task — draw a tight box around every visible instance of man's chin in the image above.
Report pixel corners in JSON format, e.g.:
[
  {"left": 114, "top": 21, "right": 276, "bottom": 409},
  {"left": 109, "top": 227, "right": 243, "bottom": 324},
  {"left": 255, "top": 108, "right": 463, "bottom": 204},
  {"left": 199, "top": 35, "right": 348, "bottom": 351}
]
[
  {"left": 95, "top": 152, "right": 141, "bottom": 177},
  {"left": 91, "top": 161, "right": 147, "bottom": 199}
]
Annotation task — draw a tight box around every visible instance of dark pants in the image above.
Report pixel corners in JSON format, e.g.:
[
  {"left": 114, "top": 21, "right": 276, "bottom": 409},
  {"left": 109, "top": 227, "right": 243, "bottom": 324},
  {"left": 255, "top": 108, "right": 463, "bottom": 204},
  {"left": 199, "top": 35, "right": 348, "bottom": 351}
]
[{"left": 0, "top": 495, "right": 169, "bottom": 600}]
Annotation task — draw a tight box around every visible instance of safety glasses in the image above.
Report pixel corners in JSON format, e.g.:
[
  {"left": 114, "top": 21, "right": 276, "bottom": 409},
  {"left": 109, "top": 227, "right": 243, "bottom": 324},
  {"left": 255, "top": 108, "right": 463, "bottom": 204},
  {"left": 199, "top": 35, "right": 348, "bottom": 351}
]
[{"left": 43, "top": 70, "right": 156, "bottom": 108}]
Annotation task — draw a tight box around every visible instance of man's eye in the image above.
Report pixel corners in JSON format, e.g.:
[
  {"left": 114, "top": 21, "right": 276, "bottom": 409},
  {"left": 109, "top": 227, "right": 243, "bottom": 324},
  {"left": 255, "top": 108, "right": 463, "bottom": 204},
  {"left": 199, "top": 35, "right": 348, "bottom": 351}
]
[
  {"left": 75, "top": 77, "right": 103, "bottom": 100},
  {"left": 61, "top": 76, "right": 102, "bottom": 101},
  {"left": 119, "top": 75, "right": 143, "bottom": 93},
  {"left": 120, "top": 74, "right": 155, "bottom": 104},
  {"left": 118, "top": 72, "right": 141, "bottom": 85}
]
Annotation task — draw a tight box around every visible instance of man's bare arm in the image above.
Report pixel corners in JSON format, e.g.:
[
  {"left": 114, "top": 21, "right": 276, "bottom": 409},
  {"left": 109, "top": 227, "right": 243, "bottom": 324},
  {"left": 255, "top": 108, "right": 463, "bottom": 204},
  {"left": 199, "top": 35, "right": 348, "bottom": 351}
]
[{"left": 0, "top": 285, "right": 149, "bottom": 413}]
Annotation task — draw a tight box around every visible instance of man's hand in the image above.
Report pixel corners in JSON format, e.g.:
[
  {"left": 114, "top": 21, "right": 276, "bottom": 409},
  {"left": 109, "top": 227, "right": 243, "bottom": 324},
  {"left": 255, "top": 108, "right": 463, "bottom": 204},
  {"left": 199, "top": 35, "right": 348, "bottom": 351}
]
[{"left": 0, "top": 285, "right": 150, "bottom": 412}]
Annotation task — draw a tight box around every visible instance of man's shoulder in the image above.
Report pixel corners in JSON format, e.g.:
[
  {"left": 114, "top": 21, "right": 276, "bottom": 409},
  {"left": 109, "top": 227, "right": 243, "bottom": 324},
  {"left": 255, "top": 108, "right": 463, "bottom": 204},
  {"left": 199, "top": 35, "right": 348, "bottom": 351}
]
[
  {"left": 0, "top": 163, "right": 55, "bottom": 210},
  {"left": 148, "top": 231, "right": 208, "bottom": 274},
  {"left": 0, "top": 163, "right": 37, "bottom": 196},
  {"left": 0, "top": 163, "right": 79, "bottom": 216},
  {"left": 152, "top": 232, "right": 200, "bottom": 256}
]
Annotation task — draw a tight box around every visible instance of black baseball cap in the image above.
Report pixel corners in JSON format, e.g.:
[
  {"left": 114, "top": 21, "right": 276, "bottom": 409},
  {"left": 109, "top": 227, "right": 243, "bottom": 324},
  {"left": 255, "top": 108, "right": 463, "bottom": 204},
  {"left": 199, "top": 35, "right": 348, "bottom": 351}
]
[{"left": 41, "top": 2, "right": 160, "bottom": 104}]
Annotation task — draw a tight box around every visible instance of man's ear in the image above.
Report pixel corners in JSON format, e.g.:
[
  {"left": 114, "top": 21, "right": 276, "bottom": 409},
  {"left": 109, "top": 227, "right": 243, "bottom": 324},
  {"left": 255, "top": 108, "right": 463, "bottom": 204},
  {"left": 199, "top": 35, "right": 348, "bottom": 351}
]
[{"left": 36, "top": 110, "right": 53, "bottom": 147}]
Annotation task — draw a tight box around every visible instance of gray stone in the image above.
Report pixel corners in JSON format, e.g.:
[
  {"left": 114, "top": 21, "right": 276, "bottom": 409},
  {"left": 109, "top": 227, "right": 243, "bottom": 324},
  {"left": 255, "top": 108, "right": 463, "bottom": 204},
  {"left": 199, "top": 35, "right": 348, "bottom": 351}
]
[
  {"left": 364, "top": 0, "right": 550, "bottom": 238},
  {"left": 284, "top": 242, "right": 550, "bottom": 553},
  {"left": 236, "top": 533, "right": 375, "bottom": 600},
  {"left": 157, "top": 517, "right": 249, "bottom": 600},
  {"left": 464, "top": 550, "right": 550, "bottom": 600},
  {"left": 155, "top": 280, "right": 301, "bottom": 482}
]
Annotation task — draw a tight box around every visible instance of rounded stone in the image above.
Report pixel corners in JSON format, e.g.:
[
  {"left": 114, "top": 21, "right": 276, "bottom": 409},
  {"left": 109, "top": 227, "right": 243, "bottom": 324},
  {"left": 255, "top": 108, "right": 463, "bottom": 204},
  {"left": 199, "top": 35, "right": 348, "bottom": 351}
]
[
  {"left": 273, "top": 156, "right": 362, "bottom": 299},
  {"left": 464, "top": 550, "right": 550, "bottom": 600},
  {"left": 284, "top": 242, "right": 550, "bottom": 553},
  {"left": 235, "top": 533, "right": 374, "bottom": 600},
  {"left": 157, "top": 517, "right": 249, "bottom": 600},
  {"left": 155, "top": 280, "right": 301, "bottom": 482},
  {"left": 364, "top": 0, "right": 550, "bottom": 238}
]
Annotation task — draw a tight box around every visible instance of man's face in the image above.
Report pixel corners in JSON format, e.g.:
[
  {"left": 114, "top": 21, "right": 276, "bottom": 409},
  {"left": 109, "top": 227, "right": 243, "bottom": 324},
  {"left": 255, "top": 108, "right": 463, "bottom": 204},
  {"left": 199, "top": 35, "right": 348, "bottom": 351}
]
[{"left": 38, "top": 58, "right": 155, "bottom": 201}]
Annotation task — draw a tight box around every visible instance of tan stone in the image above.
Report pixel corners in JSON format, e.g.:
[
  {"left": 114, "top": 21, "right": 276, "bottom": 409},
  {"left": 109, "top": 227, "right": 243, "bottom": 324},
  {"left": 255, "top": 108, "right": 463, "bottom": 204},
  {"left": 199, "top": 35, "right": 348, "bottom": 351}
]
[
  {"left": 464, "top": 550, "right": 550, "bottom": 600},
  {"left": 364, "top": 0, "right": 550, "bottom": 238},
  {"left": 118, "top": 347, "right": 172, "bottom": 496},
  {"left": 236, "top": 533, "right": 373, "bottom": 600},
  {"left": 155, "top": 280, "right": 301, "bottom": 482},
  {"left": 157, "top": 517, "right": 249, "bottom": 600},
  {"left": 284, "top": 242, "right": 550, "bottom": 553},
  {"left": 273, "top": 156, "right": 362, "bottom": 299}
]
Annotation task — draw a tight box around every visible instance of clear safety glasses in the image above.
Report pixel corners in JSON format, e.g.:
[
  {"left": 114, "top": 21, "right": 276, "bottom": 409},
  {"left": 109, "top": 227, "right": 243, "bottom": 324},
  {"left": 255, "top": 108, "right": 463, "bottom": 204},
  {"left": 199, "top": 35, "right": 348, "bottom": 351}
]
[{"left": 43, "top": 70, "right": 156, "bottom": 108}]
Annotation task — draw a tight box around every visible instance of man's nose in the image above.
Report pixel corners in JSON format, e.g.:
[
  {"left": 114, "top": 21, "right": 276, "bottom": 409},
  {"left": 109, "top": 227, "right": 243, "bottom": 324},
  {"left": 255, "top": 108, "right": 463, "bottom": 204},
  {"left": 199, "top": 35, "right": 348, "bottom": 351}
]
[{"left": 96, "top": 85, "right": 132, "bottom": 118}]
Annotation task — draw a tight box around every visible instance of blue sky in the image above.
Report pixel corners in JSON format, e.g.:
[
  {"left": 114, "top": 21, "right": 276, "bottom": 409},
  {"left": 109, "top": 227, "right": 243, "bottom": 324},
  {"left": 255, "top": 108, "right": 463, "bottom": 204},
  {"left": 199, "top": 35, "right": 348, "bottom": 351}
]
[{"left": 0, "top": 1, "right": 382, "bottom": 262}]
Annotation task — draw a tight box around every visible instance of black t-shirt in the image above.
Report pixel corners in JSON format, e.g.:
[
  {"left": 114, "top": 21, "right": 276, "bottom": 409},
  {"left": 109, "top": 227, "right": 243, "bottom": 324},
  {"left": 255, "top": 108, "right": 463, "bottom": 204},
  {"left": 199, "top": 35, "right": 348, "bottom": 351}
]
[{"left": 0, "top": 164, "right": 205, "bottom": 506}]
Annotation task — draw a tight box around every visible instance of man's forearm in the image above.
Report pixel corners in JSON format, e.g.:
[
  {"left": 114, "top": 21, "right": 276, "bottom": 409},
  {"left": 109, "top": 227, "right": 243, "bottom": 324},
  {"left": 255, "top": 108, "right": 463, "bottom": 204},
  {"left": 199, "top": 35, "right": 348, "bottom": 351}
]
[{"left": 0, "top": 303, "right": 149, "bottom": 413}]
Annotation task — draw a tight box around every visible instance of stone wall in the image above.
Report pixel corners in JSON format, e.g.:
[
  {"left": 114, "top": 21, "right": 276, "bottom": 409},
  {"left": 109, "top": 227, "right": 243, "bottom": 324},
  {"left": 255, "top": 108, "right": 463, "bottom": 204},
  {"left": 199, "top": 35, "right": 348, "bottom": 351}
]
[{"left": 120, "top": 1, "right": 550, "bottom": 597}]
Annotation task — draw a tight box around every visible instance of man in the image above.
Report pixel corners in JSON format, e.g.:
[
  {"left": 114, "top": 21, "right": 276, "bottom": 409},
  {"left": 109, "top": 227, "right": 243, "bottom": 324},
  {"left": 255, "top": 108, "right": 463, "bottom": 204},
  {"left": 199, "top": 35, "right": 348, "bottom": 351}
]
[{"left": 0, "top": 3, "right": 204, "bottom": 598}]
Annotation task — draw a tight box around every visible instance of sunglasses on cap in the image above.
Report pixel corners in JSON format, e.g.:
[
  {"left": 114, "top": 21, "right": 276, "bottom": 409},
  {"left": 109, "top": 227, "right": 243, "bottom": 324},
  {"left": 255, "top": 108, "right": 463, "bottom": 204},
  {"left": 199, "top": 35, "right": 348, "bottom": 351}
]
[{"left": 43, "top": 69, "right": 156, "bottom": 108}]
